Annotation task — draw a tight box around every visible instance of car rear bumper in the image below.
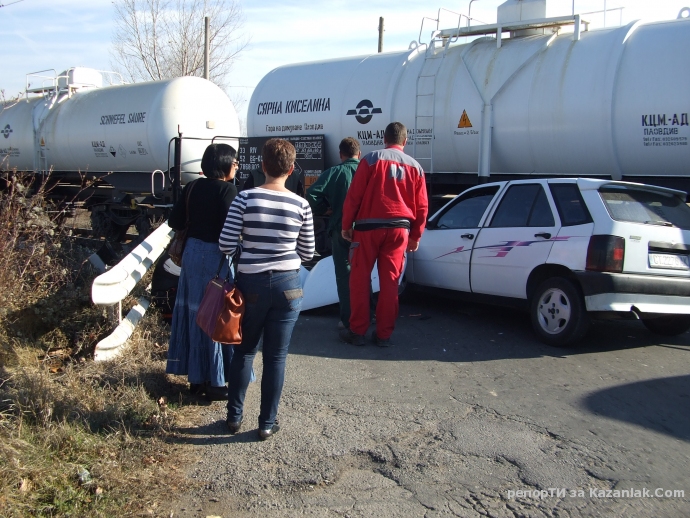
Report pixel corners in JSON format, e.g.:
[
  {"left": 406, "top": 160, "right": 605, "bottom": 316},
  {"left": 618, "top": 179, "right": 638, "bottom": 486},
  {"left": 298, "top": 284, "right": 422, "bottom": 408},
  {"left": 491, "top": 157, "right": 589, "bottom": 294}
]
[{"left": 576, "top": 271, "right": 690, "bottom": 314}]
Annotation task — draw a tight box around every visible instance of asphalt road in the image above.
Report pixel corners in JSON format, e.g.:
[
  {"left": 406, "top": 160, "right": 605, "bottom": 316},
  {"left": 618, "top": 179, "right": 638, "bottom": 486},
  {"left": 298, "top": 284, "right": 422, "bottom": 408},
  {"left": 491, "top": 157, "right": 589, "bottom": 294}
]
[{"left": 168, "top": 291, "right": 690, "bottom": 517}]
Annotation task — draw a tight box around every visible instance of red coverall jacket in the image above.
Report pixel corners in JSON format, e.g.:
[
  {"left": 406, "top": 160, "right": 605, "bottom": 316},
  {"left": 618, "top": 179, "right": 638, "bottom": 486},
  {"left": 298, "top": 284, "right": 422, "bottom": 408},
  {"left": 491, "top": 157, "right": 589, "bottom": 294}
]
[{"left": 342, "top": 144, "right": 428, "bottom": 241}]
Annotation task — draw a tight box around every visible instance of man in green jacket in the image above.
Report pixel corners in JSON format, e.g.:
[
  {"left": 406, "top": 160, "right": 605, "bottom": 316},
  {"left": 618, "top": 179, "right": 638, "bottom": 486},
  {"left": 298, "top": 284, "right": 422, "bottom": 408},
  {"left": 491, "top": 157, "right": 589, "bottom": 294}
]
[{"left": 307, "top": 137, "right": 360, "bottom": 330}]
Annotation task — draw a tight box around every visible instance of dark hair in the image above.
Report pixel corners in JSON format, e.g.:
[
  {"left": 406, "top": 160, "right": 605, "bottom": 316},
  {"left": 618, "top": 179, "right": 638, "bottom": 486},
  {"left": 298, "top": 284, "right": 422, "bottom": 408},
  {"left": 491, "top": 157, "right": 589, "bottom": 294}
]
[
  {"left": 384, "top": 122, "right": 407, "bottom": 146},
  {"left": 261, "top": 138, "right": 296, "bottom": 178},
  {"left": 339, "top": 137, "right": 360, "bottom": 158},
  {"left": 201, "top": 143, "right": 237, "bottom": 179}
]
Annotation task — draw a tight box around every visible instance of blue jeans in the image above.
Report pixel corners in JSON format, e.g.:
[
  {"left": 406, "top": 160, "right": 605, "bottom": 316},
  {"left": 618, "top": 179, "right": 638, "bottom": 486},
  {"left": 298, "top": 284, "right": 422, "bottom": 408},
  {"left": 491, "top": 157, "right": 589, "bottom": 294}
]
[{"left": 226, "top": 270, "right": 303, "bottom": 430}]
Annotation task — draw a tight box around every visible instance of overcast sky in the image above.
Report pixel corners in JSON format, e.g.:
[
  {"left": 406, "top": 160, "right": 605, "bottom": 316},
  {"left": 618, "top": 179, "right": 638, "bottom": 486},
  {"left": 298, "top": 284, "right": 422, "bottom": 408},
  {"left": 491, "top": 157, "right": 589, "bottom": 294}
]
[{"left": 2, "top": 0, "right": 689, "bottom": 122}]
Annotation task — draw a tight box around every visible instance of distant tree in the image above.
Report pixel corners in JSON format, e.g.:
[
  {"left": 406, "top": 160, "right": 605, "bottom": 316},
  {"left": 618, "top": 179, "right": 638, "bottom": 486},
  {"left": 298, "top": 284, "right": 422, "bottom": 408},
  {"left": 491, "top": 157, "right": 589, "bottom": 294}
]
[{"left": 111, "top": 0, "right": 247, "bottom": 89}]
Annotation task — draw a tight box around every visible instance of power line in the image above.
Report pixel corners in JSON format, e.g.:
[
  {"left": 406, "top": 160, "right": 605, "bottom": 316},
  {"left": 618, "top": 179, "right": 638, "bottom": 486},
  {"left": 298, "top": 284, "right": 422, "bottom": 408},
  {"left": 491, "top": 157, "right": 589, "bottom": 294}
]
[{"left": 0, "top": 0, "right": 25, "bottom": 8}]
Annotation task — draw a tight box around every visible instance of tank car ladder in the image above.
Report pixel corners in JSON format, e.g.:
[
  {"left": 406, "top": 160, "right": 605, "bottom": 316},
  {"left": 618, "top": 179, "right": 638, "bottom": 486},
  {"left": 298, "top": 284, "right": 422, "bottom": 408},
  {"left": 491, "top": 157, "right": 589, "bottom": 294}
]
[{"left": 413, "top": 39, "right": 449, "bottom": 176}]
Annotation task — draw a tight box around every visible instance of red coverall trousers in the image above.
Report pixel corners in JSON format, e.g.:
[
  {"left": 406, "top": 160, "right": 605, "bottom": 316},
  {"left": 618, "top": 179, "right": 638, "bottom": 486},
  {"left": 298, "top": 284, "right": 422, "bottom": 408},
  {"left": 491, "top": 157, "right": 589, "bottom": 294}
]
[{"left": 348, "top": 227, "right": 408, "bottom": 339}]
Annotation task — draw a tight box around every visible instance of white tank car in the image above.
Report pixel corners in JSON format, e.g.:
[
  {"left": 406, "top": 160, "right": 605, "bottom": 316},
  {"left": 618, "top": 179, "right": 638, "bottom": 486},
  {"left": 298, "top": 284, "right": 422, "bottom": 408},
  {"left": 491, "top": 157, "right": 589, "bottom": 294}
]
[
  {"left": 0, "top": 69, "right": 240, "bottom": 194},
  {"left": 247, "top": 1, "right": 690, "bottom": 192}
]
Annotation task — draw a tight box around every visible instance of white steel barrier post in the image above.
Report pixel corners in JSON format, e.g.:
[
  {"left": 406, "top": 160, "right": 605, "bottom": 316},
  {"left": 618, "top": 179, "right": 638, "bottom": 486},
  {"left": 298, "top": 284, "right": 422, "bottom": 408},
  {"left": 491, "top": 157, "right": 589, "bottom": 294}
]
[{"left": 91, "top": 223, "right": 174, "bottom": 361}]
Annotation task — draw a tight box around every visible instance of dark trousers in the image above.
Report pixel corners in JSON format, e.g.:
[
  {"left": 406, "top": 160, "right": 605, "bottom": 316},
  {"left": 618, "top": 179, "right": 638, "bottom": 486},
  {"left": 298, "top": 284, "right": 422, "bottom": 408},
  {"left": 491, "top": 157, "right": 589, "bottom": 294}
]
[{"left": 331, "top": 232, "right": 351, "bottom": 328}]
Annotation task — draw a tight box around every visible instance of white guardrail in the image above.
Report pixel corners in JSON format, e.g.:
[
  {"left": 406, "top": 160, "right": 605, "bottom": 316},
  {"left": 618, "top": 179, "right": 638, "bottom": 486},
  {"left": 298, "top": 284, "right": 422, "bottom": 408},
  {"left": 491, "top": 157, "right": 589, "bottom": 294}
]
[{"left": 91, "top": 223, "right": 174, "bottom": 361}]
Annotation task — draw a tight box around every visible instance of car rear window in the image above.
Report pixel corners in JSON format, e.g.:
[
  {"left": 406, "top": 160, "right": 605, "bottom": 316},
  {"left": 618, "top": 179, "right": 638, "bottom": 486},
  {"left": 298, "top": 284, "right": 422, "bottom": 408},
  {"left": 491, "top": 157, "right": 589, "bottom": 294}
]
[
  {"left": 549, "top": 183, "right": 593, "bottom": 226},
  {"left": 599, "top": 187, "right": 690, "bottom": 230}
]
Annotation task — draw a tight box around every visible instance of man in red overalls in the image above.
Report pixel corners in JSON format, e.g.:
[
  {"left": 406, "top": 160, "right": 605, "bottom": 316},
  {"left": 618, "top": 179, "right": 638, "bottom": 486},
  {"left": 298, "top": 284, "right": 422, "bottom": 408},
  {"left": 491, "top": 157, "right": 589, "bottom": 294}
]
[{"left": 340, "top": 122, "right": 428, "bottom": 346}]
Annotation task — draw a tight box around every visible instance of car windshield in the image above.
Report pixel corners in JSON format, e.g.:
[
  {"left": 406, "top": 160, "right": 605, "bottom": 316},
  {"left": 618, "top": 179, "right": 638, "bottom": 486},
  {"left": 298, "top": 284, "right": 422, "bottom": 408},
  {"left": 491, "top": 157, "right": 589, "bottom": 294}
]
[{"left": 599, "top": 187, "right": 690, "bottom": 230}]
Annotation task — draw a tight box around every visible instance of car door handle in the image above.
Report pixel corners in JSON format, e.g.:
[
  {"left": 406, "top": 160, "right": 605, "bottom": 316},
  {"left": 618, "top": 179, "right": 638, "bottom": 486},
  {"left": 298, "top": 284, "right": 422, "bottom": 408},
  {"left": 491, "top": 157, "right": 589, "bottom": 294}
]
[
  {"left": 461, "top": 233, "right": 475, "bottom": 240},
  {"left": 534, "top": 232, "right": 551, "bottom": 239}
]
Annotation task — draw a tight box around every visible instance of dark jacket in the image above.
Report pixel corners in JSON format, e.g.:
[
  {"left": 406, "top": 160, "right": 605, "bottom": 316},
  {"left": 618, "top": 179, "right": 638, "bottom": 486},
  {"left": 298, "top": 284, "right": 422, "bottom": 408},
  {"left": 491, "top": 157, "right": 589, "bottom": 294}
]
[
  {"left": 168, "top": 178, "right": 237, "bottom": 243},
  {"left": 306, "top": 158, "right": 359, "bottom": 236}
]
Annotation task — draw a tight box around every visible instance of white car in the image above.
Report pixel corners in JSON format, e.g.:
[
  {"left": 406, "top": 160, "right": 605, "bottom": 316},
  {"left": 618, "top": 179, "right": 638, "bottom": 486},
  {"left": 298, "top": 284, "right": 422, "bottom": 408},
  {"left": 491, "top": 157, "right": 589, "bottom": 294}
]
[{"left": 406, "top": 178, "right": 690, "bottom": 347}]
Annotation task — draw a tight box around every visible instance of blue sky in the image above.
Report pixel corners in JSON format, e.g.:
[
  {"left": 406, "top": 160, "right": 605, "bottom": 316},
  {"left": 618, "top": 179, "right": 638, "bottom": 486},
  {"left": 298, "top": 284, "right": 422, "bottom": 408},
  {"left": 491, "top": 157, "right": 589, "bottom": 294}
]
[{"left": 2, "top": 0, "right": 689, "bottom": 123}]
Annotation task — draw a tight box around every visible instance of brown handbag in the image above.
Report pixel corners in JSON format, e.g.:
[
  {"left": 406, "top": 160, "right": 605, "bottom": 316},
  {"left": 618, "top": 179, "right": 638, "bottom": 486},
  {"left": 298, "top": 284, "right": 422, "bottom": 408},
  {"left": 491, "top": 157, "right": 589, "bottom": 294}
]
[
  {"left": 211, "top": 284, "right": 245, "bottom": 345},
  {"left": 168, "top": 181, "right": 197, "bottom": 266},
  {"left": 196, "top": 256, "right": 245, "bottom": 345}
]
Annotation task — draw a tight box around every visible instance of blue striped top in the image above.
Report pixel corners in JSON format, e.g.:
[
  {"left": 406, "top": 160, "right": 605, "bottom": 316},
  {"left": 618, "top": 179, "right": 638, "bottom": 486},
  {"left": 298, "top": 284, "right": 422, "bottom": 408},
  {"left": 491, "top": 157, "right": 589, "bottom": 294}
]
[{"left": 219, "top": 187, "right": 315, "bottom": 274}]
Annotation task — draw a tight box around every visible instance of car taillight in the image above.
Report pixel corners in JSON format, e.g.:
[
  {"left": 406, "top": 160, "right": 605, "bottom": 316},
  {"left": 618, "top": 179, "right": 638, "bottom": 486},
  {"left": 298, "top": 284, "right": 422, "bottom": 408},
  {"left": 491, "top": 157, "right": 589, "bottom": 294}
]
[{"left": 586, "top": 235, "right": 625, "bottom": 273}]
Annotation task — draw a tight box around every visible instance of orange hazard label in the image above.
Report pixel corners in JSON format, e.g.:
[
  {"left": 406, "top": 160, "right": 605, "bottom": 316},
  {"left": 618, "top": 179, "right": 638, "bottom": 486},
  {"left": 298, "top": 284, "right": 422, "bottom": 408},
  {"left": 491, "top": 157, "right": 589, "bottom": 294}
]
[{"left": 458, "top": 110, "right": 472, "bottom": 128}]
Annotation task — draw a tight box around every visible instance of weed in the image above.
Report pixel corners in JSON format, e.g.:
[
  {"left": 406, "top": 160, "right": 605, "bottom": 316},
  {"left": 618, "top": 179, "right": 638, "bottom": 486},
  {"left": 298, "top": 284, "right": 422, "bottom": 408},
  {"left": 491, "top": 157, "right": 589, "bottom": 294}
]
[{"left": 0, "top": 173, "right": 187, "bottom": 516}]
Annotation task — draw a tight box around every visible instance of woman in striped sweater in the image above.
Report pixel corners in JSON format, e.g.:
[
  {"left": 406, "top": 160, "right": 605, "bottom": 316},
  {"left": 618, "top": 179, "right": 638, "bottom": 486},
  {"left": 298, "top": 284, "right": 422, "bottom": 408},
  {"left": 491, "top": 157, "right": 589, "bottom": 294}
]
[{"left": 219, "top": 138, "right": 314, "bottom": 440}]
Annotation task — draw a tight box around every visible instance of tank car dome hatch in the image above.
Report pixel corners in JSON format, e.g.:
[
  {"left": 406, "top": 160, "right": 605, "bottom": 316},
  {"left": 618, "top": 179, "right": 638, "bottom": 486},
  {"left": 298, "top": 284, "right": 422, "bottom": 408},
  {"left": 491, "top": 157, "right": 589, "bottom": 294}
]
[
  {"left": 497, "top": 0, "right": 546, "bottom": 24},
  {"left": 497, "top": 0, "right": 548, "bottom": 37},
  {"left": 57, "top": 68, "right": 104, "bottom": 90}
]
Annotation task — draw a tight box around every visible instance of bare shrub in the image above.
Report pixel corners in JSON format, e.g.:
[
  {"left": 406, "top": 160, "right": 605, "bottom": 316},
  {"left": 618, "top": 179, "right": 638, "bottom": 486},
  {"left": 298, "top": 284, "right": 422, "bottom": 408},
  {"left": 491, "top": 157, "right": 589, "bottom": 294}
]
[
  {"left": 0, "top": 173, "right": 189, "bottom": 515},
  {"left": 0, "top": 175, "right": 67, "bottom": 308}
]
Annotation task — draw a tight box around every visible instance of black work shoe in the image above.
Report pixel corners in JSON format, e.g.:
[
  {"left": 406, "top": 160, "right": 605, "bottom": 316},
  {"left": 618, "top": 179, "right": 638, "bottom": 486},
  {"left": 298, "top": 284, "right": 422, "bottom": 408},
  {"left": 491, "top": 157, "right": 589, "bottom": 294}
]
[
  {"left": 205, "top": 385, "right": 228, "bottom": 401},
  {"left": 226, "top": 418, "right": 243, "bottom": 434},
  {"left": 372, "top": 331, "right": 392, "bottom": 347},
  {"left": 258, "top": 424, "right": 280, "bottom": 440},
  {"left": 339, "top": 328, "right": 366, "bottom": 346},
  {"left": 189, "top": 383, "right": 205, "bottom": 395}
]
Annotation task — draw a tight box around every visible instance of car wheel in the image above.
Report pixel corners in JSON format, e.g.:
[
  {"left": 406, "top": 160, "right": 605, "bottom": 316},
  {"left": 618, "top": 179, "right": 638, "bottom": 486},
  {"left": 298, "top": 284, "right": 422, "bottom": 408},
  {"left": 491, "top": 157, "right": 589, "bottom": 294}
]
[
  {"left": 398, "top": 273, "right": 407, "bottom": 295},
  {"left": 642, "top": 315, "right": 690, "bottom": 336},
  {"left": 397, "top": 273, "right": 414, "bottom": 303},
  {"left": 530, "top": 277, "right": 590, "bottom": 347}
]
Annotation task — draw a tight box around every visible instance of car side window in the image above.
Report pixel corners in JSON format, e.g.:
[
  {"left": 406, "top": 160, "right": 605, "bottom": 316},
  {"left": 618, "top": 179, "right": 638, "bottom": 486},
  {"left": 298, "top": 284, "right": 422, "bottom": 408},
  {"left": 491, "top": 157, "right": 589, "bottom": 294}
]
[
  {"left": 549, "top": 183, "right": 593, "bottom": 226},
  {"left": 435, "top": 186, "right": 499, "bottom": 229},
  {"left": 490, "top": 184, "right": 555, "bottom": 227}
]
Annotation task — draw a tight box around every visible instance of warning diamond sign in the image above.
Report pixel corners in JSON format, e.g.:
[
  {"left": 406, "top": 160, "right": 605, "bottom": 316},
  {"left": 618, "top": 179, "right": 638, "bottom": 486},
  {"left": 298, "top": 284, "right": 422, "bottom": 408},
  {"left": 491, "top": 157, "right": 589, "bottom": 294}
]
[{"left": 458, "top": 110, "right": 472, "bottom": 128}]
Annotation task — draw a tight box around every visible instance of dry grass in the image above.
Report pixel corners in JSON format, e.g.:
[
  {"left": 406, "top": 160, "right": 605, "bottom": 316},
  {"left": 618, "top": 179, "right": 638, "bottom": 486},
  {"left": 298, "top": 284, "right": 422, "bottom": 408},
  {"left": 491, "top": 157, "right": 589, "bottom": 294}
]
[{"left": 0, "top": 173, "right": 190, "bottom": 516}]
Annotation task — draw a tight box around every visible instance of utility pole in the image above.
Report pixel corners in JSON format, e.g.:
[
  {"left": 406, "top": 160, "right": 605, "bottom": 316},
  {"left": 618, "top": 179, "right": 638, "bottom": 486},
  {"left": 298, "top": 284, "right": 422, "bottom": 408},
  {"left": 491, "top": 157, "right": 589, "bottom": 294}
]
[
  {"left": 204, "top": 16, "right": 210, "bottom": 80},
  {"left": 378, "top": 17, "right": 384, "bottom": 53}
]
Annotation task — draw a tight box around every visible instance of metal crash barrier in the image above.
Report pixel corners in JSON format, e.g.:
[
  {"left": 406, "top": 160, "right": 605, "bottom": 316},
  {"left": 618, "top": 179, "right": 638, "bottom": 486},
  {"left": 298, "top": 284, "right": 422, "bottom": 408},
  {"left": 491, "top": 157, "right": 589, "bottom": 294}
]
[{"left": 91, "top": 223, "right": 174, "bottom": 361}]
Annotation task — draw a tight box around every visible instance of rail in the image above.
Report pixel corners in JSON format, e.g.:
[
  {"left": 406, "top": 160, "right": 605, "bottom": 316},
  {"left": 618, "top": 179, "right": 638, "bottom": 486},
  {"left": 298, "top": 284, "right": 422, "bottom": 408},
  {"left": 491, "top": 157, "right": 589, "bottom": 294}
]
[
  {"left": 91, "top": 222, "right": 174, "bottom": 361},
  {"left": 437, "top": 14, "right": 590, "bottom": 48},
  {"left": 25, "top": 68, "right": 126, "bottom": 99},
  {"left": 578, "top": 6, "right": 624, "bottom": 27}
]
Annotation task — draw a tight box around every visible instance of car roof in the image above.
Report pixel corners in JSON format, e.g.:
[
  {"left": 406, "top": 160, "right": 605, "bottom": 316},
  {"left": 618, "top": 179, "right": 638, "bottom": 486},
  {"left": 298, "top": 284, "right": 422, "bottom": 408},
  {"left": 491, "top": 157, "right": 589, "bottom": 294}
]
[{"left": 480, "top": 177, "right": 687, "bottom": 198}]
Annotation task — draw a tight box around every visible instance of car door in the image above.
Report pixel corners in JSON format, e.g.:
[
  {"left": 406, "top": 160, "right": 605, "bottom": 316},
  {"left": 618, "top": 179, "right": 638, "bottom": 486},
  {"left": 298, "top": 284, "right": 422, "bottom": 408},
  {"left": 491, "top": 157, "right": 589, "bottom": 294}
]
[
  {"left": 411, "top": 185, "right": 501, "bottom": 292},
  {"left": 470, "top": 182, "right": 561, "bottom": 299}
]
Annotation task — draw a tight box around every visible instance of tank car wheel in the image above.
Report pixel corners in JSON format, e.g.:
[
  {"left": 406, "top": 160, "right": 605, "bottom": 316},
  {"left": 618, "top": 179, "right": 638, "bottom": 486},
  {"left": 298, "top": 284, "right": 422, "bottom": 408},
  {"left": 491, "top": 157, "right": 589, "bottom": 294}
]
[
  {"left": 90, "top": 211, "right": 129, "bottom": 242},
  {"left": 642, "top": 315, "right": 690, "bottom": 336},
  {"left": 530, "top": 277, "right": 590, "bottom": 347}
]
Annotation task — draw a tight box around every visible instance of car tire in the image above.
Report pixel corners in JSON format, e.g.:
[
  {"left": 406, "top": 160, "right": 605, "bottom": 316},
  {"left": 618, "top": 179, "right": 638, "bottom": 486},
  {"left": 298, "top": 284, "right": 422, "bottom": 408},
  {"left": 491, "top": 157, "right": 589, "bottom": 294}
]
[
  {"left": 398, "top": 273, "right": 407, "bottom": 295},
  {"left": 642, "top": 315, "right": 690, "bottom": 336},
  {"left": 530, "top": 277, "right": 590, "bottom": 347},
  {"left": 397, "top": 273, "right": 413, "bottom": 302}
]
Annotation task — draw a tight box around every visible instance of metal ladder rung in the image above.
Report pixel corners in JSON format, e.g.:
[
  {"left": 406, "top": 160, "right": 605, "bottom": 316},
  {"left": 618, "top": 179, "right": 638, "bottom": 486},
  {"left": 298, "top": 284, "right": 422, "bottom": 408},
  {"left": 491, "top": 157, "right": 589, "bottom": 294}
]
[{"left": 414, "top": 43, "right": 448, "bottom": 174}]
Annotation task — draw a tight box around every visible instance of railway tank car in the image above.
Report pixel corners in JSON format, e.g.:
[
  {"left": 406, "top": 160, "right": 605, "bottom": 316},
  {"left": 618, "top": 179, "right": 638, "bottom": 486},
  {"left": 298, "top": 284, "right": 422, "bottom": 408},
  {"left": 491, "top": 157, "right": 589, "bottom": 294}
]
[
  {"left": 247, "top": 0, "right": 690, "bottom": 195},
  {"left": 0, "top": 68, "right": 240, "bottom": 238}
]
